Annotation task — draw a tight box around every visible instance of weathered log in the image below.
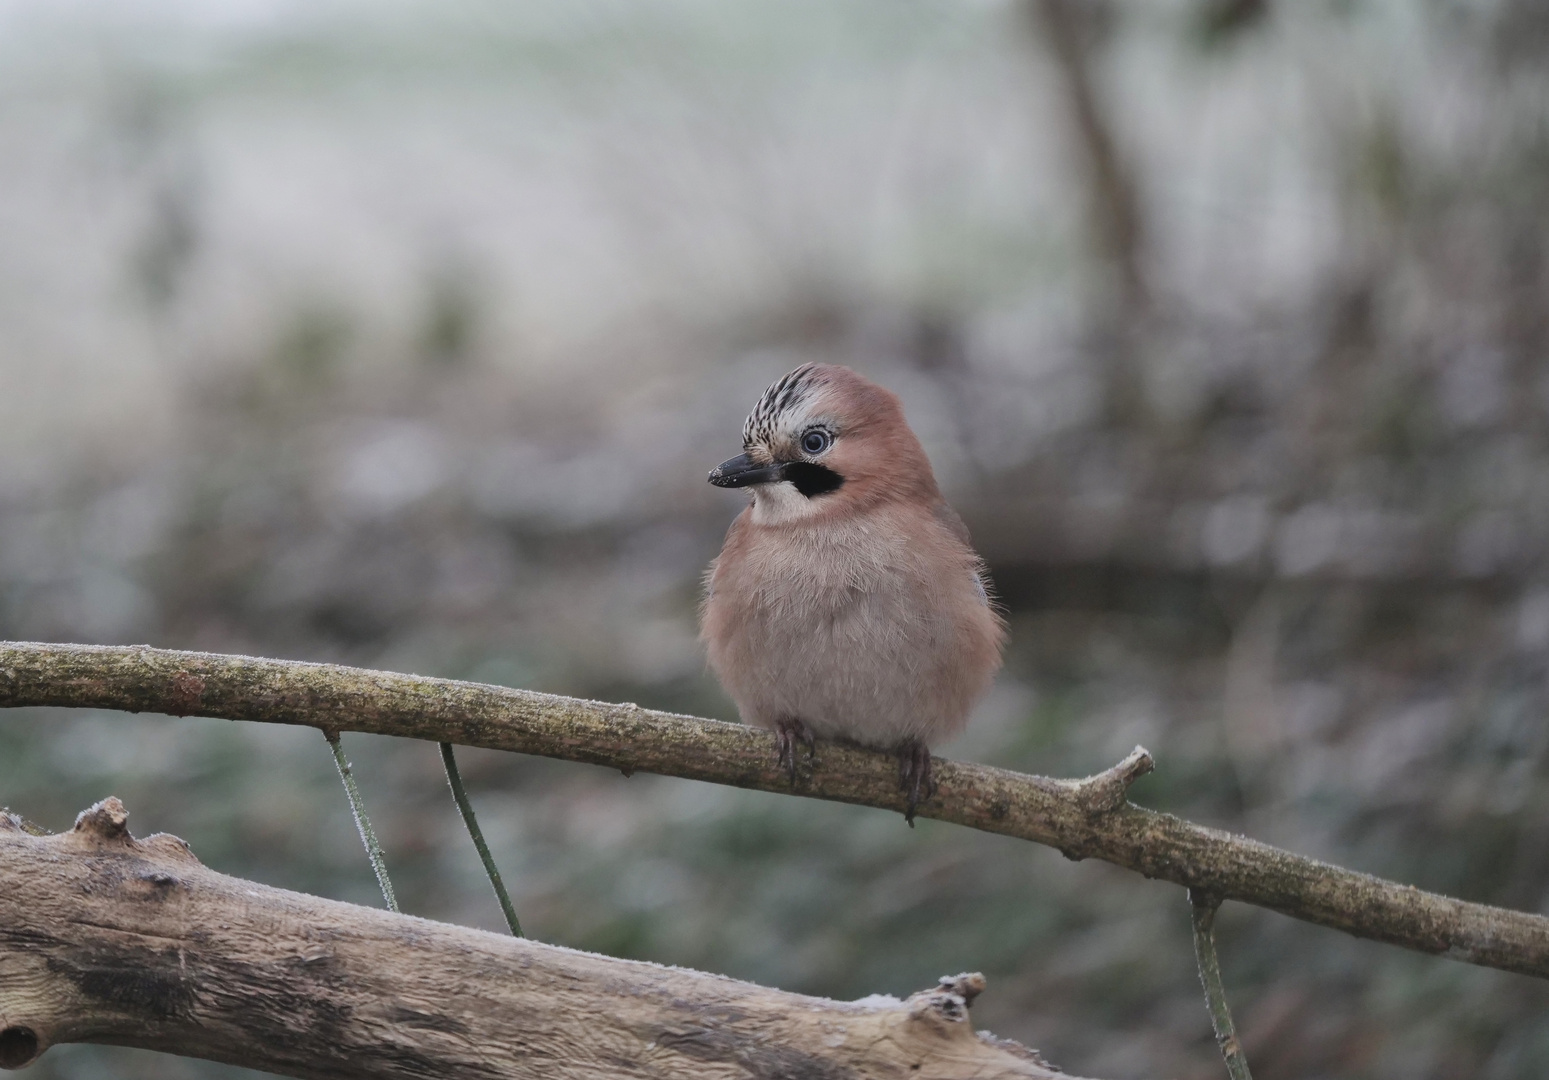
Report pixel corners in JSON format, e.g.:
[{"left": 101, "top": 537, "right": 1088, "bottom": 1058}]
[
  {"left": 0, "top": 799, "right": 1080, "bottom": 1080},
  {"left": 3, "top": 642, "right": 1548, "bottom": 983}
]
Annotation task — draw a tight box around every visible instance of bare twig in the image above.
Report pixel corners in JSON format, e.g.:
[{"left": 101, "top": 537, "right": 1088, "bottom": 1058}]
[
  {"left": 3, "top": 642, "right": 1549, "bottom": 981},
  {"left": 1189, "top": 891, "right": 1253, "bottom": 1080},
  {"left": 325, "top": 730, "right": 398, "bottom": 913},
  {"left": 439, "top": 741, "right": 522, "bottom": 937}
]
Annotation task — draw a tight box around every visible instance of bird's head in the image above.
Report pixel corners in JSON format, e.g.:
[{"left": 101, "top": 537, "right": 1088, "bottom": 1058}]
[{"left": 708, "top": 363, "right": 940, "bottom": 524}]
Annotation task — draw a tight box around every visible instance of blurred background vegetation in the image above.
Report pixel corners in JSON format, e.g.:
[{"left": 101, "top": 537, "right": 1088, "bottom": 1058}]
[{"left": 2, "top": 0, "right": 1549, "bottom": 1076}]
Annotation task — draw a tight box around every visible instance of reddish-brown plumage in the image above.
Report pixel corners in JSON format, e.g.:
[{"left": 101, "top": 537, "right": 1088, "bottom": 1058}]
[{"left": 701, "top": 365, "right": 1005, "bottom": 814}]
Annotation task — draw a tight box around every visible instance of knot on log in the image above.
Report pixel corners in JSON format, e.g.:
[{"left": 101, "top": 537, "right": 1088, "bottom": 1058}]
[
  {"left": 140, "top": 833, "right": 203, "bottom": 866},
  {"left": 61, "top": 798, "right": 202, "bottom": 866},
  {"left": 905, "top": 972, "right": 988, "bottom": 1029},
  {"left": 72, "top": 797, "right": 131, "bottom": 842},
  {"left": 936, "top": 972, "right": 987, "bottom": 1006},
  {"left": 891, "top": 972, "right": 1067, "bottom": 1074}
]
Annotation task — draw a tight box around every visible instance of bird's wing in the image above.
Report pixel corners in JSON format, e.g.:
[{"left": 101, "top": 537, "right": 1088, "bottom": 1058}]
[
  {"left": 930, "top": 499, "right": 973, "bottom": 547},
  {"left": 930, "top": 500, "right": 994, "bottom": 606},
  {"left": 972, "top": 569, "right": 990, "bottom": 606}
]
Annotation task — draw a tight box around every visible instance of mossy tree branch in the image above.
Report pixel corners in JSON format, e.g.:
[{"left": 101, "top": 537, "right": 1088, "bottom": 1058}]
[{"left": 3, "top": 641, "right": 1549, "bottom": 983}]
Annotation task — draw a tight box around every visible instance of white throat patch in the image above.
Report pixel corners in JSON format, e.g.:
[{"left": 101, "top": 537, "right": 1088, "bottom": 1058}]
[{"left": 750, "top": 481, "right": 825, "bottom": 525}]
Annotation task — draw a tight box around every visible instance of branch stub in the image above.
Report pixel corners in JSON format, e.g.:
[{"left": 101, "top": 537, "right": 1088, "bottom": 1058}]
[{"left": 72, "top": 797, "right": 130, "bottom": 842}]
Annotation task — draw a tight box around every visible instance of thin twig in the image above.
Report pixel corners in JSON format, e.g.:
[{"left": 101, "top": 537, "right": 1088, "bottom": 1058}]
[
  {"left": 1189, "top": 891, "right": 1252, "bottom": 1080},
  {"left": 4, "top": 642, "right": 1549, "bottom": 982},
  {"left": 440, "top": 741, "right": 522, "bottom": 937},
  {"left": 325, "top": 730, "right": 398, "bottom": 913}
]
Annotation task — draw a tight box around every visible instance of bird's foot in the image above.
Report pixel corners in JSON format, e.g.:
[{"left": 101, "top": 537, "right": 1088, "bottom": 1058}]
[
  {"left": 898, "top": 740, "right": 936, "bottom": 827},
  {"left": 775, "top": 718, "right": 817, "bottom": 785}
]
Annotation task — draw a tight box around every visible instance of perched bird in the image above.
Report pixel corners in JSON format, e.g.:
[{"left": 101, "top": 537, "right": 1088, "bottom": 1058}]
[{"left": 701, "top": 363, "right": 1005, "bottom": 822}]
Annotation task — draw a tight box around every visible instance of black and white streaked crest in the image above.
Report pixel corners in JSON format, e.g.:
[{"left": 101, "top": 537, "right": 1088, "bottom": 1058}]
[{"left": 742, "top": 364, "right": 822, "bottom": 449}]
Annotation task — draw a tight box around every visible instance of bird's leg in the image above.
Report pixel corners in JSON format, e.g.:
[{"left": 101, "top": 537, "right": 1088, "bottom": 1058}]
[
  {"left": 898, "top": 739, "right": 936, "bottom": 826},
  {"left": 774, "top": 717, "right": 817, "bottom": 785}
]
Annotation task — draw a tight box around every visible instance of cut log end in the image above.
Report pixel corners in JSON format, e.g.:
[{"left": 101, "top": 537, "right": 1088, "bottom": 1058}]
[{"left": 0, "top": 1027, "right": 40, "bottom": 1070}]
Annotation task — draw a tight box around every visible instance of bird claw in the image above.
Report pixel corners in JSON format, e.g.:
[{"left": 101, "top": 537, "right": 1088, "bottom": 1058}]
[
  {"left": 898, "top": 740, "right": 936, "bottom": 827},
  {"left": 775, "top": 718, "right": 817, "bottom": 785}
]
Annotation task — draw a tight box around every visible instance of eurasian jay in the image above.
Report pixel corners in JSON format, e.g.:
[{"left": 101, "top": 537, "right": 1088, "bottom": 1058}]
[{"left": 701, "top": 363, "right": 1005, "bottom": 821}]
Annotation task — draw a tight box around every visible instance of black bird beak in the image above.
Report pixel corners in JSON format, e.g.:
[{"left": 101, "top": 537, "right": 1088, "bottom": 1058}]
[{"left": 708, "top": 453, "right": 786, "bottom": 488}]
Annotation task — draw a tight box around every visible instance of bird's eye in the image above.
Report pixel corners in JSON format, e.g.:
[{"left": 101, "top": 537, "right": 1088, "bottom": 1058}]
[{"left": 801, "top": 430, "right": 831, "bottom": 455}]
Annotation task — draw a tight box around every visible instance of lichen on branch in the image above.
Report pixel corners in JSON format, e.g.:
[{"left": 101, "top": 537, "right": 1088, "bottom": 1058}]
[{"left": 2, "top": 640, "right": 1548, "bottom": 982}]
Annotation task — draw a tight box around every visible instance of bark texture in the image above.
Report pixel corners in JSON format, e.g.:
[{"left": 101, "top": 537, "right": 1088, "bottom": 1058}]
[
  {"left": 0, "top": 798, "right": 1074, "bottom": 1080},
  {"left": 3, "top": 642, "right": 1549, "bottom": 982}
]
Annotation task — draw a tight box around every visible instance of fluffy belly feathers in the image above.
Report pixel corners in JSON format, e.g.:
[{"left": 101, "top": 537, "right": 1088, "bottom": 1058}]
[{"left": 704, "top": 519, "right": 996, "bottom": 748}]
